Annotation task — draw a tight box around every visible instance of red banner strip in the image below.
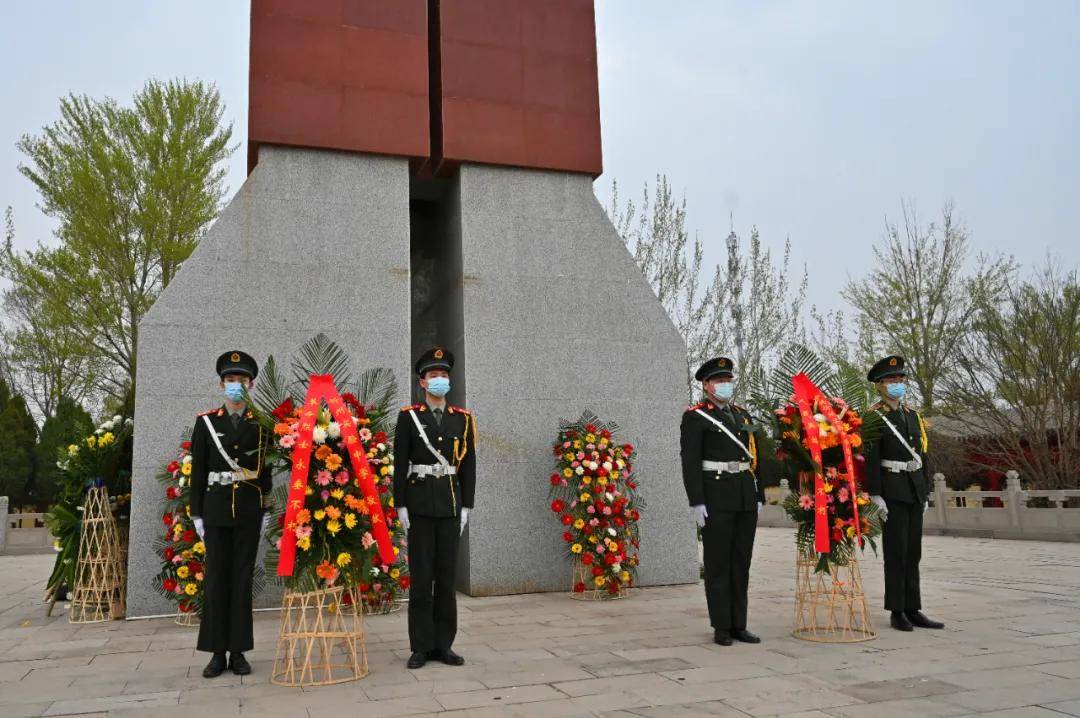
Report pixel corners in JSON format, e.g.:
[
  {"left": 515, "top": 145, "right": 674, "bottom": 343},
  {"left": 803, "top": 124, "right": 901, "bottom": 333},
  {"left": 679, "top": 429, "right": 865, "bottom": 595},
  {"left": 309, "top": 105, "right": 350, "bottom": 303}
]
[
  {"left": 277, "top": 374, "right": 395, "bottom": 576},
  {"left": 792, "top": 374, "right": 830, "bottom": 553},
  {"left": 811, "top": 391, "right": 864, "bottom": 548}
]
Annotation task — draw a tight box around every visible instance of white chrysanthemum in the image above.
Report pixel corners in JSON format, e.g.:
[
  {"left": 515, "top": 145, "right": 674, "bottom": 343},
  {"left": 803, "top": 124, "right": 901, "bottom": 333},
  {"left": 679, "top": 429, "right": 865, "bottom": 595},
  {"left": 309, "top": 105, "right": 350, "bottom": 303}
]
[
  {"left": 370, "top": 566, "right": 380, "bottom": 576},
  {"left": 95, "top": 428, "right": 104, "bottom": 435},
  {"left": 182, "top": 455, "right": 192, "bottom": 464},
  {"left": 312, "top": 426, "right": 328, "bottom": 444},
  {"left": 602, "top": 462, "right": 612, "bottom": 472},
  {"left": 575, "top": 466, "right": 585, "bottom": 475},
  {"left": 612, "top": 562, "right": 621, "bottom": 572},
  {"left": 377, "top": 443, "right": 386, "bottom": 451},
  {"left": 179, "top": 477, "right": 187, "bottom": 487},
  {"left": 605, "top": 492, "right": 614, "bottom": 502},
  {"left": 102, "top": 420, "right": 115, "bottom": 431},
  {"left": 607, "top": 528, "right": 617, "bottom": 536},
  {"left": 327, "top": 422, "right": 341, "bottom": 439}
]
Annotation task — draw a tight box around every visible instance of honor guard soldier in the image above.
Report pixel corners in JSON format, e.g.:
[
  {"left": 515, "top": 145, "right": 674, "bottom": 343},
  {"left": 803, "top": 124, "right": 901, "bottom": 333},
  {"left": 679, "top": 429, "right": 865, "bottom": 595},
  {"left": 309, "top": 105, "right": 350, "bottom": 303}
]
[
  {"left": 680, "top": 357, "right": 765, "bottom": 646},
  {"left": 393, "top": 347, "right": 476, "bottom": 670},
  {"left": 865, "top": 355, "right": 944, "bottom": 632},
  {"left": 189, "top": 351, "right": 273, "bottom": 678}
]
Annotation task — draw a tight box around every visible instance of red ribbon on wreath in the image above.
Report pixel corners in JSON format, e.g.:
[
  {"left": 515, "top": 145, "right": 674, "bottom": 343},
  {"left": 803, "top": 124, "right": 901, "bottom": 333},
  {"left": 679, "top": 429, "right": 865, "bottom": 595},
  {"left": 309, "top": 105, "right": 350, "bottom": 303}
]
[
  {"left": 277, "top": 374, "right": 395, "bottom": 576},
  {"left": 791, "top": 373, "right": 863, "bottom": 554}
]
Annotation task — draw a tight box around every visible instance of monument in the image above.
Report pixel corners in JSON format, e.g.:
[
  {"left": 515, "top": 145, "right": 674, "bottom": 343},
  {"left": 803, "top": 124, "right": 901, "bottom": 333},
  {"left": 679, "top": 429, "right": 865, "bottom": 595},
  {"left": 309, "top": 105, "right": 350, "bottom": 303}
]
[{"left": 127, "top": 0, "right": 697, "bottom": 617}]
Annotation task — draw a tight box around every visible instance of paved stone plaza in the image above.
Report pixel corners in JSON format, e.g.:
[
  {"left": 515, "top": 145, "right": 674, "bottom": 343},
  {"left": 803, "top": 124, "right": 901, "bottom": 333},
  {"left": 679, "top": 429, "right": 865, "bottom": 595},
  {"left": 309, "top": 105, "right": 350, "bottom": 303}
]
[{"left": 3, "top": 527, "right": 1080, "bottom": 717}]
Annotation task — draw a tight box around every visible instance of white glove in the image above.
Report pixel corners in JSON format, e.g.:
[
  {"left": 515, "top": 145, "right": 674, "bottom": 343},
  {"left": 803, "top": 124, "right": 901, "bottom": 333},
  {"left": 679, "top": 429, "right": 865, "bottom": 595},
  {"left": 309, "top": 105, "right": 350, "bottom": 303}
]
[
  {"left": 870, "top": 495, "right": 888, "bottom": 522},
  {"left": 398, "top": 507, "right": 410, "bottom": 532},
  {"left": 758, "top": 502, "right": 764, "bottom": 515},
  {"left": 924, "top": 501, "right": 930, "bottom": 514},
  {"left": 460, "top": 507, "right": 470, "bottom": 535},
  {"left": 260, "top": 513, "right": 270, "bottom": 534},
  {"left": 693, "top": 504, "right": 708, "bottom": 528},
  {"left": 192, "top": 517, "right": 205, "bottom": 540}
]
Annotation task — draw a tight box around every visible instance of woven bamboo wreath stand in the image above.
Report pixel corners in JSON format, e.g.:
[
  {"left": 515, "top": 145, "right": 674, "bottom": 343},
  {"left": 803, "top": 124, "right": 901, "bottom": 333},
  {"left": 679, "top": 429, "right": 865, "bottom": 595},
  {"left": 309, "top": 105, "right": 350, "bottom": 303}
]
[
  {"left": 174, "top": 609, "right": 200, "bottom": 627},
  {"left": 567, "top": 560, "right": 628, "bottom": 601},
  {"left": 272, "top": 586, "right": 369, "bottom": 686},
  {"left": 792, "top": 551, "right": 876, "bottom": 642},
  {"left": 69, "top": 487, "right": 126, "bottom": 623}
]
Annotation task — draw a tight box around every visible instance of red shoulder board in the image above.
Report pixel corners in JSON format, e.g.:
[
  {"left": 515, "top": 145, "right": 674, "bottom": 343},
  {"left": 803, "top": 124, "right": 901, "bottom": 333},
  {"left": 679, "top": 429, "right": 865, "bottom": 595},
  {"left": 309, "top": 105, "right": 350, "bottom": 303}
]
[
  {"left": 685, "top": 401, "right": 707, "bottom": 413},
  {"left": 197, "top": 408, "right": 221, "bottom": 417},
  {"left": 449, "top": 405, "right": 470, "bottom": 415},
  {"left": 400, "top": 404, "right": 421, "bottom": 412}
]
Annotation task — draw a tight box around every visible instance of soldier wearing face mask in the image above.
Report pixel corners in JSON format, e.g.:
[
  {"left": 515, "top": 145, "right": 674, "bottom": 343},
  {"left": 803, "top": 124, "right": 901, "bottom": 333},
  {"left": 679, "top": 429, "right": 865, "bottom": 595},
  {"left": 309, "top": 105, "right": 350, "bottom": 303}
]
[
  {"left": 680, "top": 356, "right": 765, "bottom": 646},
  {"left": 188, "top": 351, "right": 273, "bottom": 678},
  {"left": 864, "top": 355, "right": 944, "bottom": 632},
  {"left": 393, "top": 347, "right": 476, "bottom": 670}
]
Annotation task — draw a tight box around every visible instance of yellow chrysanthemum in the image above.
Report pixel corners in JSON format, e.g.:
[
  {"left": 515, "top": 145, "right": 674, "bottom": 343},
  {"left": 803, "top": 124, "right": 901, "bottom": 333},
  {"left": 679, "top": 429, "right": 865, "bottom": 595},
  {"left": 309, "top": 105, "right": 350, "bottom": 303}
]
[
  {"left": 393, "top": 546, "right": 400, "bottom": 556},
  {"left": 297, "top": 536, "right": 311, "bottom": 551},
  {"left": 388, "top": 497, "right": 395, "bottom": 507},
  {"left": 593, "top": 576, "right": 605, "bottom": 587},
  {"left": 846, "top": 526, "right": 856, "bottom": 538},
  {"left": 573, "top": 518, "right": 585, "bottom": 529},
  {"left": 580, "top": 492, "right": 591, "bottom": 502},
  {"left": 589, "top": 535, "right": 599, "bottom": 544},
  {"left": 314, "top": 509, "right": 326, "bottom": 521},
  {"left": 99, "top": 432, "right": 114, "bottom": 446},
  {"left": 330, "top": 488, "right": 345, "bottom": 500},
  {"left": 184, "top": 583, "right": 198, "bottom": 595},
  {"left": 620, "top": 570, "right": 630, "bottom": 582},
  {"left": 305, "top": 486, "right": 314, "bottom": 495},
  {"left": 390, "top": 568, "right": 400, "bottom": 579},
  {"left": 326, "top": 519, "right": 342, "bottom": 535},
  {"left": 597, "top": 477, "right": 608, "bottom": 486},
  {"left": 571, "top": 543, "right": 583, "bottom": 554},
  {"left": 379, "top": 466, "right": 389, "bottom": 476},
  {"left": 344, "top": 513, "right": 358, "bottom": 529},
  {"left": 67, "top": 444, "right": 79, "bottom": 456},
  {"left": 585, "top": 433, "right": 596, "bottom": 443},
  {"left": 572, "top": 440, "right": 582, "bottom": 449},
  {"left": 181, "top": 463, "right": 192, "bottom": 476},
  {"left": 822, "top": 483, "right": 833, "bottom": 493},
  {"left": 582, "top": 476, "right": 592, "bottom": 485},
  {"left": 177, "top": 566, "right": 190, "bottom": 579},
  {"left": 336, "top": 552, "right": 352, "bottom": 567},
  {"left": 563, "top": 468, "right": 573, "bottom": 478},
  {"left": 86, "top": 436, "right": 96, "bottom": 448},
  {"left": 564, "top": 452, "right": 575, "bottom": 461},
  {"left": 193, "top": 542, "right": 205, "bottom": 555}
]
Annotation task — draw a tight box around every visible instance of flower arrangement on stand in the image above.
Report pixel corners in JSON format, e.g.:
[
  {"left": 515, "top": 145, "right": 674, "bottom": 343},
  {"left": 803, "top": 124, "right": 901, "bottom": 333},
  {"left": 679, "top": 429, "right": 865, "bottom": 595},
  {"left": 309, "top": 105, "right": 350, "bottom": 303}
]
[
  {"left": 44, "top": 415, "right": 133, "bottom": 614},
  {"left": 549, "top": 411, "right": 642, "bottom": 599},
  {"left": 153, "top": 437, "right": 204, "bottom": 624}
]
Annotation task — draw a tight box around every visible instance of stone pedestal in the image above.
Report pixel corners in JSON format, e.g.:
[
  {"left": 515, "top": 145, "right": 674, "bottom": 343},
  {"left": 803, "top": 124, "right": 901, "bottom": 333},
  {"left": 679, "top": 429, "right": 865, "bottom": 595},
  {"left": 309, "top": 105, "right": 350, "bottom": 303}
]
[{"left": 127, "top": 147, "right": 412, "bottom": 618}]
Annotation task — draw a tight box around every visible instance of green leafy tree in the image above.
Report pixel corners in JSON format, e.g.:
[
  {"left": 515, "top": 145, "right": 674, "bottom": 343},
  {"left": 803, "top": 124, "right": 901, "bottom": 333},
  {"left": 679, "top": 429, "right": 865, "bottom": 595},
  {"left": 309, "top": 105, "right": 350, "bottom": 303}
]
[
  {"left": 0, "top": 392, "right": 39, "bottom": 502},
  {"left": 33, "top": 397, "right": 93, "bottom": 502},
  {"left": 1, "top": 79, "right": 234, "bottom": 403}
]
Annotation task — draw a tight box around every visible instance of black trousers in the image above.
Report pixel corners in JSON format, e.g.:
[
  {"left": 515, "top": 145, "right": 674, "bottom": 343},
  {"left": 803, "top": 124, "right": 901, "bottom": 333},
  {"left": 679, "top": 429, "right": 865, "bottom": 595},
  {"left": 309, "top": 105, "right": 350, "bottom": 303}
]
[
  {"left": 700, "top": 509, "right": 757, "bottom": 630},
  {"left": 407, "top": 515, "right": 459, "bottom": 654},
  {"left": 197, "top": 522, "right": 260, "bottom": 653},
  {"left": 882, "top": 498, "right": 923, "bottom": 612}
]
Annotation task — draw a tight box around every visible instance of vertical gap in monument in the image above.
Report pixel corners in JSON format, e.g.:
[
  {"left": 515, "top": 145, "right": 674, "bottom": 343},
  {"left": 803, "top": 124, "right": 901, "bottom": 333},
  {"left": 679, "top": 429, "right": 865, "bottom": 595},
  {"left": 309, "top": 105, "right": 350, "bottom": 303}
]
[{"left": 407, "top": 0, "right": 470, "bottom": 590}]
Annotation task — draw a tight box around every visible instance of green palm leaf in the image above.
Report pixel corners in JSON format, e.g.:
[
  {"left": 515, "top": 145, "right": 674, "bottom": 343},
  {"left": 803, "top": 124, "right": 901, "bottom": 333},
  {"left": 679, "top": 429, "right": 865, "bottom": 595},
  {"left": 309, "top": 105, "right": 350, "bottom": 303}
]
[{"left": 291, "top": 333, "right": 352, "bottom": 388}]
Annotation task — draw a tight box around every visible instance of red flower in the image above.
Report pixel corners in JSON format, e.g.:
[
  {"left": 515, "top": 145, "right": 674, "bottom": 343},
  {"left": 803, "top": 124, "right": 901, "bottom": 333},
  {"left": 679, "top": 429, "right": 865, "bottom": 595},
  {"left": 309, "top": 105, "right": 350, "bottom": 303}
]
[
  {"left": 164, "top": 547, "right": 175, "bottom": 560},
  {"left": 622, "top": 443, "right": 634, "bottom": 455},
  {"left": 591, "top": 566, "right": 604, "bottom": 577},
  {"left": 550, "top": 499, "right": 565, "bottom": 513},
  {"left": 630, "top": 510, "right": 640, "bottom": 521},
  {"left": 188, "top": 561, "right": 203, "bottom": 574},
  {"left": 573, "top": 582, "right": 586, "bottom": 593},
  {"left": 373, "top": 431, "right": 387, "bottom": 444},
  {"left": 342, "top": 393, "right": 364, "bottom": 417},
  {"left": 272, "top": 397, "right": 295, "bottom": 421},
  {"left": 162, "top": 578, "right": 177, "bottom": 592},
  {"left": 561, "top": 514, "right": 573, "bottom": 526},
  {"left": 182, "top": 530, "right": 195, "bottom": 544},
  {"left": 166, "top": 461, "right": 180, "bottom": 474},
  {"left": 166, "top": 486, "right": 180, "bottom": 500},
  {"left": 581, "top": 553, "right": 593, "bottom": 565},
  {"left": 550, "top": 473, "right": 561, "bottom": 486},
  {"left": 399, "top": 576, "right": 410, "bottom": 590},
  {"left": 162, "top": 513, "right": 174, "bottom": 527},
  {"left": 585, "top": 423, "right": 597, "bottom": 434},
  {"left": 179, "top": 601, "right": 191, "bottom": 612},
  {"left": 604, "top": 553, "right": 616, "bottom": 565},
  {"left": 600, "top": 429, "right": 611, "bottom": 439},
  {"left": 359, "top": 582, "right": 370, "bottom": 592},
  {"left": 562, "top": 531, "right": 573, "bottom": 542},
  {"left": 613, "top": 516, "right": 626, "bottom": 527},
  {"left": 181, "top": 441, "right": 192, "bottom": 450}
]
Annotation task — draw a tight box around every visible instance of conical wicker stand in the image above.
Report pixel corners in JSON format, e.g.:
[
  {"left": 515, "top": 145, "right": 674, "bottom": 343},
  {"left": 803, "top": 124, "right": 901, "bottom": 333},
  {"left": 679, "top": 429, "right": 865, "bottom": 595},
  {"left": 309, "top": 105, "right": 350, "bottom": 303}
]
[
  {"left": 567, "top": 560, "right": 628, "bottom": 601},
  {"left": 174, "top": 609, "right": 200, "bottom": 627},
  {"left": 69, "top": 487, "right": 126, "bottom": 623},
  {"left": 272, "top": 586, "right": 369, "bottom": 687},
  {"left": 792, "top": 551, "right": 875, "bottom": 642}
]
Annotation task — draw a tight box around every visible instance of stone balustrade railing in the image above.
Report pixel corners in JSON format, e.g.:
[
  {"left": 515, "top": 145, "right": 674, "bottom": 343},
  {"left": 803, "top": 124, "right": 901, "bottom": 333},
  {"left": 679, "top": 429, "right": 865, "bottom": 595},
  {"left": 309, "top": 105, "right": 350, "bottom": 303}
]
[
  {"left": 0, "top": 497, "right": 54, "bottom": 554},
  {"left": 758, "top": 470, "right": 1080, "bottom": 541}
]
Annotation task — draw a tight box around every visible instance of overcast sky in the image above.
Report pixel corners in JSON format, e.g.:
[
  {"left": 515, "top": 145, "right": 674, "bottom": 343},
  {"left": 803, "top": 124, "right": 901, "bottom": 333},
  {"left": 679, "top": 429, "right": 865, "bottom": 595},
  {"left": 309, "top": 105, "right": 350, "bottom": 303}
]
[{"left": 2, "top": 1, "right": 1077, "bottom": 313}]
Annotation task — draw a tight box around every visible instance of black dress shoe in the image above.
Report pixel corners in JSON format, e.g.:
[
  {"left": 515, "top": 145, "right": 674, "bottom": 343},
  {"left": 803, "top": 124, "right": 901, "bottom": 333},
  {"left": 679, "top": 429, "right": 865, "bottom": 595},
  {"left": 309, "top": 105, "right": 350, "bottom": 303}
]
[
  {"left": 906, "top": 611, "right": 945, "bottom": 629},
  {"left": 407, "top": 652, "right": 427, "bottom": 669},
  {"left": 434, "top": 649, "right": 465, "bottom": 666},
  {"left": 202, "top": 652, "right": 226, "bottom": 678},
  {"left": 731, "top": 628, "right": 761, "bottom": 644},
  {"left": 229, "top": 652, "right": 251, "bottom": 675},
  {"left": 890, "top": 611, "right": 914, "bottom": 631},
  {"left": 713, "top": 629, "right": 733, "bottom": 646}
]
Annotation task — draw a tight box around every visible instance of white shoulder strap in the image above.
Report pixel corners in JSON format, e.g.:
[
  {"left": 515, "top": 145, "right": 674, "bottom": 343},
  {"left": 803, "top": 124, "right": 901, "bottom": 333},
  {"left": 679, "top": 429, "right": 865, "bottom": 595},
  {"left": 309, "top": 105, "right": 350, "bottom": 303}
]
[
  {"left": 202, "top": 414, "right": 244, "bottom": 473},
  {"left": 408, "top": 410, "right": 450, "bottom": 469},
  {"left": 695, "top": 408, "right": 754, "bottom": 461},
  {"left": 874, "top": 409, "right": 923, "bottom": 466}
]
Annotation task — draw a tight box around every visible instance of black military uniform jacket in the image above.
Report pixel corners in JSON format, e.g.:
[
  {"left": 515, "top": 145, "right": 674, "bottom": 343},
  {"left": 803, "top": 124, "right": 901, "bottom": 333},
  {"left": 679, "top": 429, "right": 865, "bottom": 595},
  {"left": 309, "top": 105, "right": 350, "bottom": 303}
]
[
  {"left": 393, "top": 403, "right": 476, "bottom": 518},
  {"left": 680, "top": 401, "right": 765, "bottom": 512},
  {"left": 864, "top": 401, "right": 929, "bottom": 504},
  {"left": 189, "top": 407, "right": 273, "bottom": 526}
]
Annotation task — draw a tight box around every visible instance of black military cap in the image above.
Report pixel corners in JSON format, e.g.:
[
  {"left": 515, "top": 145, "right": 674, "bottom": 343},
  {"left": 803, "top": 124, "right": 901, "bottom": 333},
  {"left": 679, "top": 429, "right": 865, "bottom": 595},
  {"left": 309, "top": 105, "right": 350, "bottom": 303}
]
[
  {"left": 695, "top": 356, "right": 735, "bottom": 382},
  {"left": 867, "top": 355, "right": 905, "bottom": 382},
  {"left": 415, "top": 346, "right": 454, "bottom": 376},
  {"left": 216, "top": 350, "right": 259, "bottom": 380}
]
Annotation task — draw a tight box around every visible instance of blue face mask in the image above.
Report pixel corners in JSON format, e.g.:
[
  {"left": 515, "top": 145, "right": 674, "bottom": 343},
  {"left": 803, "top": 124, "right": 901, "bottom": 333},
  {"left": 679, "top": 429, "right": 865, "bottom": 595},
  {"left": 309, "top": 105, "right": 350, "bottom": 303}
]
[
  {"left": 426, "top": 377, "right": 450, "bottom": 397},
  {"left": 224, "top": 381, "right": 246, "bottom": 402},
  {"left": 712, "top": 382, "right": 735, "bottom": 401},
  {"left": 885, "top": 383, "right": 907, "bottom": 400}
]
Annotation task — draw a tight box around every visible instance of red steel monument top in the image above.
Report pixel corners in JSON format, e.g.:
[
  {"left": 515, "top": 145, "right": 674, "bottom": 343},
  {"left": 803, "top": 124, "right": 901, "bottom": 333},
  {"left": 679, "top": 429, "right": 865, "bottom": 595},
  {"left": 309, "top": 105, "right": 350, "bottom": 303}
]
[{"left": 248, "top": 0, "right": 602, "bottom": 177}]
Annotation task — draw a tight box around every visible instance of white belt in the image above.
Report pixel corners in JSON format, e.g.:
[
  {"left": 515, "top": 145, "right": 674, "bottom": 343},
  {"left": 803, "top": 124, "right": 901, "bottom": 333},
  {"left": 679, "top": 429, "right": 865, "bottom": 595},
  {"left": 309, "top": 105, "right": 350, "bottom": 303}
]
[
  {"left": 702, "top": 460, "right": 751, "bottom": 474},
  {"left": 208, "top": 470, "right": 257, "bottom": 485},
  {"left": 409, "top": 463, "right": 457, "bottom": 478},
  {"left": 881, "top": 459, "right": 922, "bottom": 473}
]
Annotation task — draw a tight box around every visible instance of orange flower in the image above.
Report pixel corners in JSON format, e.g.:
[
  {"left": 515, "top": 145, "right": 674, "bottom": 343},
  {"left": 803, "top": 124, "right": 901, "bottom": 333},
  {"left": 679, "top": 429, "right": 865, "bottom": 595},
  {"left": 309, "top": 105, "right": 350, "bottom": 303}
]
[
  {"left": 315, "top": 444, "right": 333, "bottom": 462},
  {"left": 316, "top": 561, "right": 338, "bottom": 582},
  {"left": 344, "top": 495, "right": 364, "bottom": 511},
  {"left": 849, "top": 435, "right": 863, "bottom": 448},
  {"left": 274, "top": 422, "right": 293, "bottom": 436},
  {"left": 295, "top": 509, "right": 311, "bottom": 525},
  {"left": 325, "top": 453, "right": 343, "bottom": 471},
  {"left": 325, "top": 505, "right": 341, "bottom": 520}
]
